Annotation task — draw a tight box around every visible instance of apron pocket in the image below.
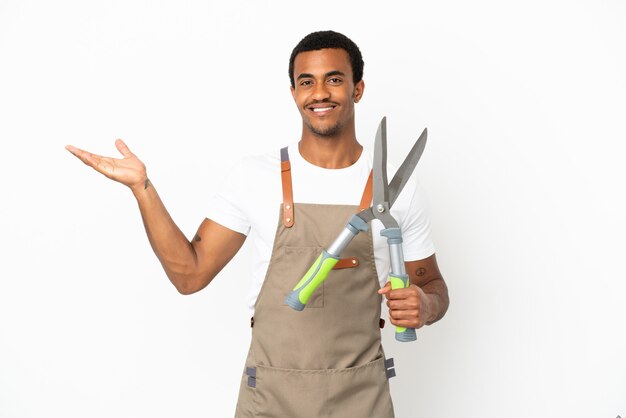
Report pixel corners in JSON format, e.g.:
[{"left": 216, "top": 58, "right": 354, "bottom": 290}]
[
  {"left": 282, "top": 246, "right": 325, "bottom": 308},
  {"left": 252, "top": 356, "right": 394, "bottom": 418}
]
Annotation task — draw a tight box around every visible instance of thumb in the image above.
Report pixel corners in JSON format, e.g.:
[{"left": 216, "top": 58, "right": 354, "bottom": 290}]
[
  {"left": 377, "top": 281, "right": 391, "bottom": 295},
  {"left": 115, "top": 138, "right": 133, "bottom": 158}
]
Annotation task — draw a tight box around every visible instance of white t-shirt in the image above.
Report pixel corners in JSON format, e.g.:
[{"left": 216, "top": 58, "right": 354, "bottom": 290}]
[{"left": 206, "top": 143, "right": 436, "bottom": 313}]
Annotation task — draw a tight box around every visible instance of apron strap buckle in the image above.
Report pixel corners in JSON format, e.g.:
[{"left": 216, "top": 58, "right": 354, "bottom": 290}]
[
  {"left": 384, "top": 357, "right": 396, "bottom": 380},
  {"left": 246, "top": 367, "right": 257, "bottom": 387}
]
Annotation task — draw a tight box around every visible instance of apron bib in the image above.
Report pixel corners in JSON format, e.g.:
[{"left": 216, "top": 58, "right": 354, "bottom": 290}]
[{"left": 234, "top": 148, "right": 395, "bottom": 418}]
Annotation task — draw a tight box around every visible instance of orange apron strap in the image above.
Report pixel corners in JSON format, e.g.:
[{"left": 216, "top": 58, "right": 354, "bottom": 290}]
[
  {"left": 281, "top": 152, "right": 371, "bottom": 226},
  {"left": 280, "top": 147, "right": 295, "bottom": 228},
  {"left": 358, "top": 170, "right": 373, "bottom": 211},
  {"left": 333, "top": 257, "right": 359, "bottom": 269}
]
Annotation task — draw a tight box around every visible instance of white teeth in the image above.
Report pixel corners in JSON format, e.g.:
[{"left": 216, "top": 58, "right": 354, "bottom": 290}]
[{"left": 312, "top": 107, "right": 333, "bottom": 112}]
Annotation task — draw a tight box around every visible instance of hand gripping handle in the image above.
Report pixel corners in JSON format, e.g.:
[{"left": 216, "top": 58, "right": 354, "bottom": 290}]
[
  {"left": 389, "top": 273, "right": 417, "bottom": 342},
  {"left": 284, "top": 250, "right": 339, "bottom": 311},
  {"left": 382, "top": 227, "right": 417, "bottom": 342}
]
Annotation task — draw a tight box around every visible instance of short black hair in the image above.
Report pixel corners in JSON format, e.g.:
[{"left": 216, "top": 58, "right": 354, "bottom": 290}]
[{"left": 289, "top": 30, "right": 364, "bottom": 88}]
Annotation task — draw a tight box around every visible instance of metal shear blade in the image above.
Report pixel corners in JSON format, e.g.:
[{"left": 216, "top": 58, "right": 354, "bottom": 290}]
[{"left": 359, "top": 116, "right": 428, "bottom": 227}]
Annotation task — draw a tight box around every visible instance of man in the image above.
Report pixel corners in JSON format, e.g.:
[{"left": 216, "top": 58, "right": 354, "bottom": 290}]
[{"left": 67, "top": 30, "right": 448, "bottom": 418}]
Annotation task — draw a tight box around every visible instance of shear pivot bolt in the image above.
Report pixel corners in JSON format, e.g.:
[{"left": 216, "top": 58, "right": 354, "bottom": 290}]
[{"left": 376, "top": 204, "right": 385, "bottom": 213}]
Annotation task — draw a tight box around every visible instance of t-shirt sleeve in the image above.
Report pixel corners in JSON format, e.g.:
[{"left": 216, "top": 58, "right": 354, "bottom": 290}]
[
  {"left": 205, "top": 160, "right": 251, "bottom": 236},
  {"left": 399, "top": 177, "right": 436, "bottom": 261}
]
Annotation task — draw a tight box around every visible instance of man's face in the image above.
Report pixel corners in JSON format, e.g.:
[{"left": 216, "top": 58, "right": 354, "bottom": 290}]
[{"left": 291, "top": 48, "right": 364, "bottom": 138}]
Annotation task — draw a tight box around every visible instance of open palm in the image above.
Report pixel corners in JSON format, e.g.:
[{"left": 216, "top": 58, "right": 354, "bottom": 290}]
[{"left": 66, "top": 139, "right": 147, "bottom": 191}]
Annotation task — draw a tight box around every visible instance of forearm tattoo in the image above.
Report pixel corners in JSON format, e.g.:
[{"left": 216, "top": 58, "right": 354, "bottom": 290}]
[
  {"left": 416, "top": 267, "right": 426, "bottom": 277},
  {"left": 144, "top": 179, "right": 151, "bottom": 190},
  {"left": 193, "top": 234, "right": 202, "bottom": 242}
]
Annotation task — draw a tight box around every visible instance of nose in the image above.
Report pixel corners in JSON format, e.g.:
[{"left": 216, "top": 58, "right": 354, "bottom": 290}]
[{"left": 311, "top": 82, "right": 330, "bottom": 101}]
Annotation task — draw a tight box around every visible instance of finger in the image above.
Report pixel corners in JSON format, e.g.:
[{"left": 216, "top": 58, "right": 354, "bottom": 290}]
[
  {"left": 115, "top": 139, "right": 133, "bottom": 158},
  {"left": 387, "top": 308, "right": 422, "bottom": 327},
  {"left": 389, "top": 317, "right": 423, "bottom": 329},
  {"left": 377, "top": 282, "right": 391, "bottom": 295},
  {"left": 65, "top": 145, "right": 118, "bottom": 177},
  {"left": 389, "top": 309, "right": 419, "bottom": 320},
  {"left": 387, "top": 298, "right": 419, "bottom": 310},
  {"left": 65, "top": 145, "right": 100, "bottom": 167},
  {"left": 386, "top": 287, "right": 418, "bottom": 300},
  {"left": 65, "top": 144, "right": 81, "bottom": 157}
]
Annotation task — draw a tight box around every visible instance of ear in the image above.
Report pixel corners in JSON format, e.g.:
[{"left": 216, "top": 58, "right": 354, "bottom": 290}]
[{"left": 353, "top": 80, "right": 365, "bottom": 103}]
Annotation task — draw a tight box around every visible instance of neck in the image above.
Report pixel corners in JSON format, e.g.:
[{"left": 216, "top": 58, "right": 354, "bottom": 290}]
[{"left": 298, "top": 124, "right": 362, "bottom": 169}]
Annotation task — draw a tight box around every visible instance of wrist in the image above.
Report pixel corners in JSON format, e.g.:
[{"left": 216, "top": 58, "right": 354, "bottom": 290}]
[
  {"left": 131, "top": 178, "right": 152, "bottom": 198},
  {"left": 422, "top": 292, "right": 439, "bottom": 324}
]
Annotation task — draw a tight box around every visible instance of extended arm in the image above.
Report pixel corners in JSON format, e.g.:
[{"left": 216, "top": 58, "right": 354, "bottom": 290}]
[
  {"left": 66, "top": 140, "right": 246, "bottom": 294},
  {"left": 132, "top": 184, "right": 246, "bottom": 294}
]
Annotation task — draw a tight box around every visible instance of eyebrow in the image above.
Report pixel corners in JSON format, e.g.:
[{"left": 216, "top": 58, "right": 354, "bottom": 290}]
[{"left": 296, "top": 70, "right": 346, "bottom": 81}]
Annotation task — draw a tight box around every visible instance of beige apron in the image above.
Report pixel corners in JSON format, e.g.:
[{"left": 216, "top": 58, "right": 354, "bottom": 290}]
[{"left": 234, "top": 148, "right": 395, "bottom": 418}]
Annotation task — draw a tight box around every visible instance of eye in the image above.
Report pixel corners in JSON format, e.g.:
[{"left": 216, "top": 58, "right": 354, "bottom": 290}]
[
  {"left": 328, "top": 77, "right": 343, "bottom": 85},
  {"left": 299, "top": 80, "right": 313, "bottom": 87}
]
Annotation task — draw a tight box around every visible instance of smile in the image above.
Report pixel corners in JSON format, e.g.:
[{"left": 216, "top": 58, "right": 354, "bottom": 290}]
[{"left": 307, "top": 104, "right": 337, "bottom": 115}]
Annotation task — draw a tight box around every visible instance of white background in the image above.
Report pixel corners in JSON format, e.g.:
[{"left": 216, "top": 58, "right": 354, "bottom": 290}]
[{"left": 1, "top": 1, "right": 625, "bottom": 417}]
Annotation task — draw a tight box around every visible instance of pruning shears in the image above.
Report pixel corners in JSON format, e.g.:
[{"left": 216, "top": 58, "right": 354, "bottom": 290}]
[{"left": 284, "top": 117, "right": 428, "bottom": 342}]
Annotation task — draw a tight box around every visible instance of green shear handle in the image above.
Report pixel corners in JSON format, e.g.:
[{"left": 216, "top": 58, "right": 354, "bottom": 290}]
[
  {"left": 284, "top": 250, "right": 339, "bottom": 311},
  {"left": 285, "top": 215, "right": 369, "bottom": 311},
  {"left": 389, "top": 273, "right": 417, "bottom": 342},
  {"left": 382, "top": 227, "right": 417, "bottom": 342}
]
